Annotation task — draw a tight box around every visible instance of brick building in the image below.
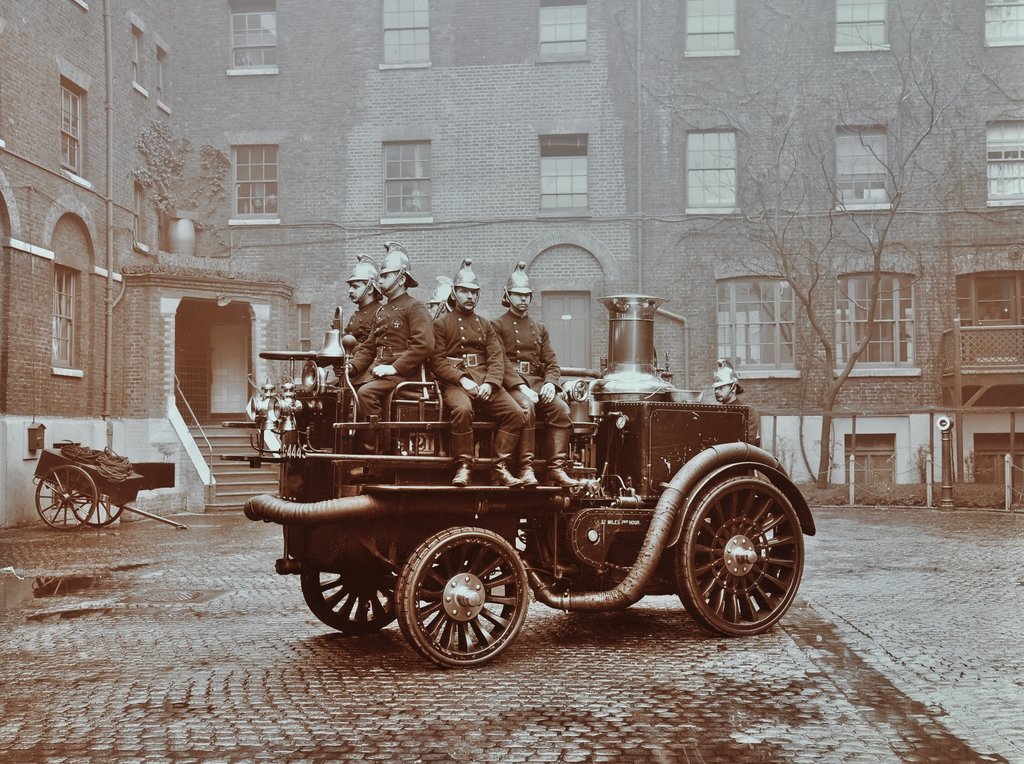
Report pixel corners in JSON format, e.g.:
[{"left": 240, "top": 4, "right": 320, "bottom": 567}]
[{"left": 1, "top": 0, "right": 1022, "bottom": 526}]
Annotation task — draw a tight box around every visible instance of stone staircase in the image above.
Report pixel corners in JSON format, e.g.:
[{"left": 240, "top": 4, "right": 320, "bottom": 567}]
[{"left": 188, "top": 425, "right": 279, "bottom": 511}]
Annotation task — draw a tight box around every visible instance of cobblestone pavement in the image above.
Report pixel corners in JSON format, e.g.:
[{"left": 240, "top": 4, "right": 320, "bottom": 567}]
[{"left": 0, "top": 505, "right": 1021, "bottom": 763}]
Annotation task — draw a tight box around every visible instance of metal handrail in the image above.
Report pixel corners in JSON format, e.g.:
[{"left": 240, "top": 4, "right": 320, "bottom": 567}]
[{"left": 173, "top": 374, "right": 215, "bottom": 470}]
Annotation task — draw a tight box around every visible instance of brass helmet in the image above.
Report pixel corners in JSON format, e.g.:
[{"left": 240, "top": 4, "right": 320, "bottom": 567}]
[
  {"left": 713, "top": 358, "right": 743, "bottom": 393},
  {"left": 379, "top": 241, "right": 418, "bottom": 288},
  {"left": 426, "top": 276, "right": 454, "bottom": 317},
  {"left": 452, "top": 258, "right": 480, "bottom": 291},
  {"left": 501, "top": 261, "right": 533, "bottom": 307},
  {"left": 346, "top": 254, "right": 382, "bottom": 296}
]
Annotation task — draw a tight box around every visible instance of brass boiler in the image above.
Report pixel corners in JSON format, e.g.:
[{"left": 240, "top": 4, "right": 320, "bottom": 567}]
[{"left": 590, "top": 294, "right": 701, "bottom": 407}]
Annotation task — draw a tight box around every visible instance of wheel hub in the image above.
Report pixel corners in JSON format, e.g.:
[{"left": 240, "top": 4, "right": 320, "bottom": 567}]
[
  {"left": 444, "top": 574, "right": 485, "bottom": 621},
  {"left": 723, "top": 535, "right": 758, "bottom": 576}
]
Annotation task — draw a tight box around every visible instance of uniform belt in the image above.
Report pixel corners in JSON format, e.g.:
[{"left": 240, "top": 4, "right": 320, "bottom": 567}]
[
  {"left": 449, "top": 353, "right": 480, "bottom": 367},
  {"left": 516, "top": 360, "right": 535, "bottom": 374},
  {"left": 376, "top": 345, "right": 406, "bottom": 359}
]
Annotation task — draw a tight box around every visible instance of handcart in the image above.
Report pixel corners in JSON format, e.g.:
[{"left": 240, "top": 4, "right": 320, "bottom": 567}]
[{"left": 33, "top": 444, "right": 186, "bottom": 530}]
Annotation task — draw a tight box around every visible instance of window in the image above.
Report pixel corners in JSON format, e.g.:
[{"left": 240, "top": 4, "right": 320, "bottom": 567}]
[
  {"left": 836, "top": 128, "right": 888, "bottom": 206},
  {"left": 234, "top": 145, "right": 278, "bottom": 217},
  {"left": 836, "top": 274, "right": 914, "bottom": 366},
  {"left": 717, "top": 279, "right": 795, "bottom": 369},
  {"left": 53, "top": 266, "right": 77, "bottom": 366},
  {"left": 987, "top": 122, "right": 1024, "bottom": 204},
  {"left": 156, "top": 47, "right": 168, "bottom": 105},
  {"left": 687, "top": 130, "right": 736, "bottom": 210},
  {"left": 956, "top": 272, "right": 1024, "bottom": 326},
  {"left": 539, "top": 134, "right": 588, "bottom": 210},
  {"left": 972, "top": 434, "right": 1024, "bottom": 483},
  {"left": 133, "top": 182, "right": 145, "bottom": 245},
  {"left": 836, "top": 0, "right": 886, "bottom": 48},
  {"left": 686, "top": 0, "right": 736, "bottom": 54},
  {"left": 844, "top": 433, "right": 895, "bottom": 486},
  {"left": 231, "top": 2, "right": 277, "bottom": 68},
  {"left": 131, "top": 26, "right": 144, "bottom": 86},
  {"left": 986, "top": 1, "right": 1024, "bottom": 46},
  {"left": 297, "top": 304, "right": 312, "bottom": 351},
  {"left": 539, "top": 0, "right": 587, "bottom": 58},
  {"left": 384, "top": 141, "right": 431, "bottom": 216},
  {"left": 60, "top": 79, "right": 83, "bottom": 175},
  {"left": 383, "top": 0, "right": 430, "bottom": 65}
]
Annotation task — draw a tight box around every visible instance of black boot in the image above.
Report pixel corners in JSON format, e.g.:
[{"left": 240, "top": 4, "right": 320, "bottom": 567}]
[
  {"left": 451, "top": 431, "right": 474, "bottom": 487},
  {"left": 516, "top": 427, "right": 539, "bottom": 487},
  {"left": 546, "top": 427, "right": 580, "bottom": 487},
  {"left": 492, "top": 429, "right": 523, "bottom": 488}
]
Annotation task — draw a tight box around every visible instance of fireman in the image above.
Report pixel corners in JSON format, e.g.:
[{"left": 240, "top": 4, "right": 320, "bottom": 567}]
[
  {"left": 492, "top": 262, "right": 579, "bottom": 488},
  {"left": 346, "top": 242, "right": 435, "bottom": 452},
  {"left": 342, "top": 253, "right": 383, "bottom": 386},
  {"left": 431, "top": 258, "right": 525, "bottom": 488},
  {"left": 713, "top": 359, "right": 760, "bottom": 446}
]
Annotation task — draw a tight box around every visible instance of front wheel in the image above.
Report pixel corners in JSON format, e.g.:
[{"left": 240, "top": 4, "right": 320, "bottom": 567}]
[
  {"left": 396, "top": 527, "right": 530, "bottom": 668},
  {"left": 675, "top": 476, "right": 804, "bottom": 636}
]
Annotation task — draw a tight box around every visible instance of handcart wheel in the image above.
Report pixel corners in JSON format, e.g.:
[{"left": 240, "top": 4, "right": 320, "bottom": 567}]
[
  {"left": 79, "top": 495, "right": 125, "bottom": 527},
  {"left": 35, "top": 465, "right": 98, "bottom": 530}
]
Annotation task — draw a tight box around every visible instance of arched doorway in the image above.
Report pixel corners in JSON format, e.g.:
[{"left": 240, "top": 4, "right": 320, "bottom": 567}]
[{"left": 174, "top": 298, "right": 251, "bottom": 421}]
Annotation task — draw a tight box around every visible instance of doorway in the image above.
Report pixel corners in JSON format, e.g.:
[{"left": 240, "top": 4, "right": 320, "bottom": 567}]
[
  {"left": 542, "top": 291, "right": 591, "bottom": 368},
  {"left": 175, "top": 299, "right": 251, "bottom": 420}
]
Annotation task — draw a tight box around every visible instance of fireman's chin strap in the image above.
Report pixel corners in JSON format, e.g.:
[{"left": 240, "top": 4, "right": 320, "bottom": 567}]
[
  {"left": 504, "top": 289, "right": 532, "bottom": 317},
  {"left": 349, "top": 280, "right": 375, "bottom": 305}
]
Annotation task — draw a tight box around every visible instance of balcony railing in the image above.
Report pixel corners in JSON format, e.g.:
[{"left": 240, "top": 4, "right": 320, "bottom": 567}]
[{"left": 941, "top": 322, "right": 1024, "bottom": 375}]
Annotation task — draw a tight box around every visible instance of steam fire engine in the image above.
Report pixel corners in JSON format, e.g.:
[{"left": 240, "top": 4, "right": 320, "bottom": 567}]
[{"left": 236, "top": 293, "right": 815, "bottom": 668}]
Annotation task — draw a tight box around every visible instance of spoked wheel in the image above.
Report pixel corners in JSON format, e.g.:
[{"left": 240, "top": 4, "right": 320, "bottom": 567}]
[
  {"left": 675, "top": 476, "right": 804, "bottom": 636},
  {"left": 35, "top": 465, "right": 97, "bottom": 530},
  {"left": 300, "top": 567, "right": 397, "bottom": 635},
  {"left": 396, "top": 527, "right": 530, "bottom": 668},
  {"left": 78, "top": 495, "right": 125, "bottom": 527}
]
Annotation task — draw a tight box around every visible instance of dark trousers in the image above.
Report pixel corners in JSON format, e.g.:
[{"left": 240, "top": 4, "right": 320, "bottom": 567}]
[
  {"left": 442, "top": 385, "right": 525, "bottom": 436},
  {"left": 508, "top": 385, "right": 573, "bottom": 431}
]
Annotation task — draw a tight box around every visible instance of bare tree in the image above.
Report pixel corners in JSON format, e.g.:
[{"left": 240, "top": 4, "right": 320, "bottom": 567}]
[{"left": 652, "top": 1, "right": 975, "bottom": 485}]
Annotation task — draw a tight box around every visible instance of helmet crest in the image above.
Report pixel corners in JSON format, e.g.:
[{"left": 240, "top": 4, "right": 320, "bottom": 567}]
[{"left": 452, "top": 258, "right": 480, "bottom": 291}]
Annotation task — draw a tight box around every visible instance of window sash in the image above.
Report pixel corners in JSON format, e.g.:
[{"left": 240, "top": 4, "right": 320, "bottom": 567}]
[
  {"left": 231, "top": 11, "right": 277, "bottom": 67},
  {"left": 836, "top": 0, "right": 886, "bottom": 46},
  {"left": 539, "top": 3, "right": 588, "bottom": 56},
  {"left": 132, "top": 29, "right": 143, "bottom": 84},
  {"left": 133, "top": 183, "right": 144, "bottom": 242},
  {"left": 156, "top": 49, "right": 166, "bottom": 102},
  {"left": 53, "top": 267, "right": 76, "bottom": 365},
  {"left": 687, "top": 131, "right": 736, "bottom": 208},
  {"left": 539, "top": 134, "right": 588, "bottom": 209},
  {"left": 234, "top": 145, "right": 279, "bottom": 216},
  {"left": 717, "top": 279, "right": 795, "bottom": 369},
  {"left": 836, "top": 275, "right": 914, "bottom": 365},
  {"left": 837, "top": 130, "right": 888, "bottom": 204},
  {"left": 384, "top": 141, "right": 432, "bottom": 215},
  {"left": 686, "top": 0, "right": 736, "bottom": 52},
  {"left": 986, "top": 0, "right": 1024, "bottom": 44},
  {"left": 987, "top": 123, "right": 1024, "bottom": 201},
  {"left": 297, "top": 304, "right": 311, "bottom": 352},
  {"left": 383, "top": 0, "right": 430, "bottom": 63},
  {"left": 60, "top": 84, "right": 81, "bottom": 174}
]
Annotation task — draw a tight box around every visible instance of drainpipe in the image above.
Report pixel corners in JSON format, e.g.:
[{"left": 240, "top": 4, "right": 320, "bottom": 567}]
[
  {"left": 635, "top": 0, "right": 644, "bottom": 293},
  {"left": 656, "top": 307, "right": 689, "bottom": 388},
  {"left": 103, "top": 0, "right": 115, "bottom": 444}
]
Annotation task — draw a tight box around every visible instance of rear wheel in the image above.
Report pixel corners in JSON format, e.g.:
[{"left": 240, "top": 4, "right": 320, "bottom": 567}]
[
  {"left": 79, "top": 495, "right": 125, "bottom": 527},
  {"left": 396, "top": 526, "right": 529, "bottom": 668},
  {"left": 300, "top": 567, "right": 397, "bottom": 635},
  {"left": 675, "top": 476, "right": 804, "bottom": 636}
]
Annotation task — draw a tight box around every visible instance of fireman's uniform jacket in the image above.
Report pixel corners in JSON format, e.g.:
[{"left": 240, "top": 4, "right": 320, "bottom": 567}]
[
  {"left": 344, "top": 299, "right": 382, "bottom": 385},
  {"left": 347, "top": 293, "right": 435, "bottom": 440}
]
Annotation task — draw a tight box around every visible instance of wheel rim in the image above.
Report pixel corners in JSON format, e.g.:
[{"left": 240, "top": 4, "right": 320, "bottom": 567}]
[
  {"left": 35, "top": 465, "right": 97, "bottom": 530},
  {"left": 677, "top": 477, "right": 803, "bottom": 636},
  {"left": 397, "top": 527, "right": 529, "bottom": 668},
  {"left": 78, "top": 495, "right": 124, "bottom": 527},
  {"left": 300, "top": 568, "right": 397, "bottom": 635}
]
